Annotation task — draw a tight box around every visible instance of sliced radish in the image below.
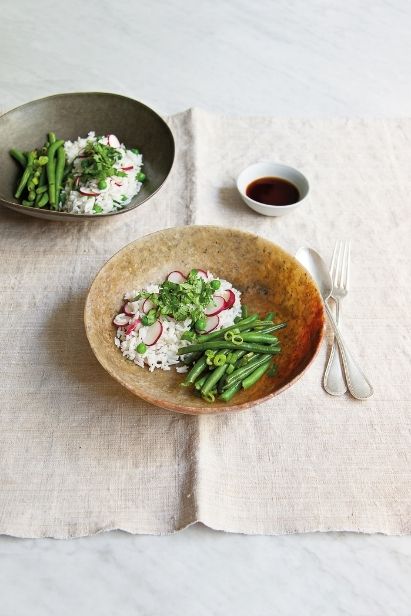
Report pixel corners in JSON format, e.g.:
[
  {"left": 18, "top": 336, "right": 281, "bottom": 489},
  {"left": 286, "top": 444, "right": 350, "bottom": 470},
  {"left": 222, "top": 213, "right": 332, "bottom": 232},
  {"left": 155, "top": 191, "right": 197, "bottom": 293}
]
[
  {"left": 167, "top": 271, "right": 186, "bottom": 284},
  {"left": 121, "top": 165, "right": 134, "bottom": 171},
  {"left": 219, "top": 289, "right": 236, "bottom": 309},
  {"left": 107, "top": 134, "right": 121, "bottom": 148},
  {"left": 142, "top": 298, "right": 155, "bottom": 314},
  {"left": 196, "top": 269, "right": 208, "bottom": 281},
  {"left": 125, "top": 318, "right": 141, "bottom": 336},
  {"left": 203, "top": 315, "right": 219, "bottom": 333},
  {"left": 141, "top": 320, "right": 163, "bottom": 346},
  {"left": 204, "top": 295, "right": 226, "bottom": 316},
  {"left": 79, "top": 188, "right": 100, "bottom": 197},
  {"left": 123, "top": 302, "right": 135, "bottom": 316},
  {"left": 113, "top": 313, "right": 130, "bottom": 327},
  {"left": 74, "top": 176, "right": 80, "bottom": 188},
  {"left": 114, "top": 181, "right": 122, "bottom": 187}
]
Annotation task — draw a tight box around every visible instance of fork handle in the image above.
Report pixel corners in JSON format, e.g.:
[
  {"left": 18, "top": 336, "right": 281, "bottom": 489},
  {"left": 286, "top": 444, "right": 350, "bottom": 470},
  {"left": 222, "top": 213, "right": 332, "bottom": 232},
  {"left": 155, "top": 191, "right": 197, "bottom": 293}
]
[
  {"left": 323, "top": 301, "right": 347, "bottom": 396},
  {"left": 324, "top": 303, "right": 373, "bottom": 400}
]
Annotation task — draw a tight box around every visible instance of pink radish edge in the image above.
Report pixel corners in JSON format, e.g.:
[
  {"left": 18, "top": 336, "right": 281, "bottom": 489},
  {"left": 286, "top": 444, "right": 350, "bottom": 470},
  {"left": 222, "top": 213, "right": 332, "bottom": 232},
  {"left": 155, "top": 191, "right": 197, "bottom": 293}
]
[
  {"left": 107, "top": 134, "right": 121, "bottom": 148},
  {"left": 79, "top": 189, "right": 100, "bottom": 197},
  {"left": 123, "top": 302, "right": 135, "bottom": 316},
  {"left": 196, "top": 269, "right": 208, "bottom": 281},
  {"left": 125, "top": 318, "right": 141, "bottom": 336},
  {"left": 142, "top": 298, "right": 155, "bottom": 314},
  {"left": 113, "top": 313, "right": 130, "bottom": 327},
  {"left": 204, "top": 295, "right": 226, "bottom": 316},
  {"left": 141, "top": 320, "right": 163, "bottom": 346},
  {"left": 220, "top": 289, "right": 236, "bottom": 309},
  {"left": 167, "top": 271, "right": 186, "bottom": 284},
  {"left": 203, "top": 315, "right": 219, "bottom": 333}
]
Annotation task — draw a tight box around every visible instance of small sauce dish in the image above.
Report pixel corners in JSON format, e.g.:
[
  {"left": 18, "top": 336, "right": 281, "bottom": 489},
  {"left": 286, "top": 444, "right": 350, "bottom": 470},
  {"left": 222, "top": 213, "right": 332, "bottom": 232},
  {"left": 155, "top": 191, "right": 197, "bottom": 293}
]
[{"left": 236, "top": 162, "right": 309, "bottom": 217}]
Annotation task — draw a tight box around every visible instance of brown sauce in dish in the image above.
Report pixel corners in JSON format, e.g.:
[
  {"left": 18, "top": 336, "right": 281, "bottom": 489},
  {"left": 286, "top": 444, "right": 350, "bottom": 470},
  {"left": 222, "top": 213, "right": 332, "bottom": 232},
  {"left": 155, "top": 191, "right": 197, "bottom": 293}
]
[{"left": 246, "top": 177, "right": 300, "bottom": 206}]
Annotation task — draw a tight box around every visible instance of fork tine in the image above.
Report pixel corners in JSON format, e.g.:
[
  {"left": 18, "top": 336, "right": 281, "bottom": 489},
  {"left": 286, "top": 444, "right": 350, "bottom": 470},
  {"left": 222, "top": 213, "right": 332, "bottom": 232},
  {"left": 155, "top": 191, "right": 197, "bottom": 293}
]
[
  {"left": 330, "top": 241, "right": 340, "bottom": 283},
  {"left": 335, "top": 240, "right": 344, "bottom": 288},
  {"left": 341, "top": 241, "right": 351, "bottom": 290}
]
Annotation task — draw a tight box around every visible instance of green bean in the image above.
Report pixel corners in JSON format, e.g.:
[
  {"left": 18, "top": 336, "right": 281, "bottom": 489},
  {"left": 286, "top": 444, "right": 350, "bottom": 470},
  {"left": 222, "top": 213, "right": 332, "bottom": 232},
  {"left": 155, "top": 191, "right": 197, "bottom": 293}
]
[
  {"left": 264, "top": 311, "right": 274, "bottom": 321},
  {"left": 36, "top": 185, "right": 48, "bottom": 195},
  {"left": 196, "top": 315, "right": 258, "bottom": 343},
  {"left": 202, "top": 363, "right": 228, "bottom": 396},
  {"left": 182, "top": 356, "right": 208, "bottom": 386},
  {"left": 213, "top": 352, "right": 227, "bottom": 366},
  {"left": 225, "top": 354, "right": 272, "bottom": 388},
  {"left": 15, "top": 151, "right": 36, "bottom": 198},
  {"left": 220, "top": 382, "right": 242, "bottom": 402},
  {"left": 194, "top": 374, "right": 208, "bottom": 391},
  {"left": 182, "top": 351, "right": 202, "bottom": 365},
  {"left": 10, "top": 149, "right": 27, "bottom": 167},
  {"left": 241, "top": 304, "right": 248, "bottom": 319},
  {"left": 37, "top": 192, "right": 49, "bottom": 208},
  {"left": 46, "top": 139, "right": 64, "bottom": 207},
  {"left": 48, "top": 132, "right": 56, "bottom": 144},
  {"left": 255, "top": 325, "right": 284, "bottom": 335},
  {"left": 241, "top": 333, "right": 279, "bottom": 344},
  {"left": 55, "top": 146, "right": 66, "bottom": 207},
  {"left": 202, "top": 391, "right": 216, "bottom": 403},
  {"left": 255, "top": 322, "right": 287, "bottom": 333},
  {"left": 242, "top": 360, "right": 271, "bottom": 389},
  {"left": 22, "top": 200, "right": 34, "bottom": 206},
  {"left": 237, "top": 352, "right": 255, "bottom": 367},
  {"left": 178, "top": 341, "right": 281, "bottom": 355}
]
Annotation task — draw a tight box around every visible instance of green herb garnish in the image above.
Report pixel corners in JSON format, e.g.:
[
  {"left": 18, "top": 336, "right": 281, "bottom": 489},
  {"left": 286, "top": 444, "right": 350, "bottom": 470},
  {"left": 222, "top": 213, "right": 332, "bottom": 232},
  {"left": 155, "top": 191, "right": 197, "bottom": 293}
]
[
  {"left": 76, "top": 140, "right": 124, "bottom": 185},
  {"left": 137, "top": 270, "right": 220, "bottom": 324}
]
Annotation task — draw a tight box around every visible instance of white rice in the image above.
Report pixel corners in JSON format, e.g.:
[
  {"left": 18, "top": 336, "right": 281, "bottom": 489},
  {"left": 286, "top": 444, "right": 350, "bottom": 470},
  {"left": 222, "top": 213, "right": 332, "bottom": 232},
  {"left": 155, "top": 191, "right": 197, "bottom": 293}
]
[
  {"left": 114, "top": 274, "right": 242, "bottom": 371},
  {"left": 61, "top": 132, "right": 143, "bottom": 215}
]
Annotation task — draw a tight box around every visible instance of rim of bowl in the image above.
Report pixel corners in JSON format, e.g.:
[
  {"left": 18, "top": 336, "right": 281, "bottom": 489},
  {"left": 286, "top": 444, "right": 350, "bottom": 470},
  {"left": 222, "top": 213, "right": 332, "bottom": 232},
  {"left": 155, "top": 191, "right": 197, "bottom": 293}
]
[
  {"left": 236, "top": 161, "right": 309, "bottom": 210},
  {"left": 0, "top": 91, "right": 175, "bottom": 221},
  {"left": 84, "top": 224, "right": 326, "bottom": 414}
]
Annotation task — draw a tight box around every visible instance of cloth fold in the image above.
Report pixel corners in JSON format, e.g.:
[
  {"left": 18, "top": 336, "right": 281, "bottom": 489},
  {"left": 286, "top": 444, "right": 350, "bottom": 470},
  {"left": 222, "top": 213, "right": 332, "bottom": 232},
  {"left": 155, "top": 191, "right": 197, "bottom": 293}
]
[{"left": 0, "top": 110, "right": 410, "bottom": 538}]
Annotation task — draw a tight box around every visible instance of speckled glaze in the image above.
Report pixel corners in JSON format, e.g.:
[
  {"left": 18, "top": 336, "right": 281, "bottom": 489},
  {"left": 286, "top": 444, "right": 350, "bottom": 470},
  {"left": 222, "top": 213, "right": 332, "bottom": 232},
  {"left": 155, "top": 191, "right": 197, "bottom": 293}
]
[
  {"left": 84, "top": 226, "right": 325, "bottom": 414},
  {"left": 0, "top": 92, "right": 174, "bottom": 221}
]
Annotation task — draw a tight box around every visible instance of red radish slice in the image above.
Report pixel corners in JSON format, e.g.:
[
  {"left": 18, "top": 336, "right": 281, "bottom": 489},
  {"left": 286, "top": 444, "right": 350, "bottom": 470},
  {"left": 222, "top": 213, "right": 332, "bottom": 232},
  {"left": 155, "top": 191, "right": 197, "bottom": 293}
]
[
  {"left": 79, "top": 188, "right": 100, "bottom": 197},
  {"left": 219, "top": 289, "right": 236, "bottom": 309},
  {"left": 125, "top": 318, "right": 141, "bottom": 336},
  {"left": 114, "top": 181, "right": 122, "bottom": 187},
  {"left": 196, "top": 269, "right": 208, "bottom": 281},
  {"left": 204, "top": 295, "right": 226, "bottom": 316},
  {"left": 203, "top": 315, "right": 219, "bottom": 333},
  {"left": 123, "top": 302, "right": 135, "bottom": 316},
  {"left": 113, "top": 313, "right": 130, "bottom": 327},
  {"left": 121, "top": 165, "right": 134, "bottom": 171},
  {"left": 141, "top": 320, "right": 163, "bottom": 346},
  {"left": 142, "top": 298, "right": 155, "bottom": 314},
  {"left": 107, "top": 134, "right": 121, "bottom": 148},
  {"left": 167, "top": 271, "right": 186, "bottom": 284}
]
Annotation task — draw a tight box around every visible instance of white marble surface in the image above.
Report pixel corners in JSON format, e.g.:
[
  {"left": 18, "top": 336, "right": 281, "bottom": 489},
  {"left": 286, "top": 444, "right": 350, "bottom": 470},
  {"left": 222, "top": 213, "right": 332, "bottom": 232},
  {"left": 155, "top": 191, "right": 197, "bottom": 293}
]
[{"left": 1, "top": 0, "right": 411, "bottom": 613}]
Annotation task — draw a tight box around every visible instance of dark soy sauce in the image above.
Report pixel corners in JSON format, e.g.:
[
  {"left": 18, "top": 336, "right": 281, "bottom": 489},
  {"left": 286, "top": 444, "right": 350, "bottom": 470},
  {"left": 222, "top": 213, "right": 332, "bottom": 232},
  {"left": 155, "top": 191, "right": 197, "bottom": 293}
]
[{"left": 246, "top": 177, "right": 300, "bottom": 206}]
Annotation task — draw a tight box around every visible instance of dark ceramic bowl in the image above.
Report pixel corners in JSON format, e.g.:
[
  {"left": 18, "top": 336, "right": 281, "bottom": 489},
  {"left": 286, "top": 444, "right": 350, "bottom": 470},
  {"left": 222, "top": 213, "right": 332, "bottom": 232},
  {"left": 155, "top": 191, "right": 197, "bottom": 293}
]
[
  {"left": 0, "top": 92, "right": 174, "bottom": 221},
  {"left": 85, "top": 226, "right": 325, "bottom": 415}
]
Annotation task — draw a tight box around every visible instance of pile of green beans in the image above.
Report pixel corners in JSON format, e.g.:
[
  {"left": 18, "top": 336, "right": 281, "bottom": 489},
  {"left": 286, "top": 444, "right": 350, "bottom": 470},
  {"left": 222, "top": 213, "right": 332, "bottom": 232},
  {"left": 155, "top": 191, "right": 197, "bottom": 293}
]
[
  {"left": 178, "top": 308, "right": 286, "bottom": 403},
  {"left": 10, "top": 132, "right": 66, "bottom": 210}
]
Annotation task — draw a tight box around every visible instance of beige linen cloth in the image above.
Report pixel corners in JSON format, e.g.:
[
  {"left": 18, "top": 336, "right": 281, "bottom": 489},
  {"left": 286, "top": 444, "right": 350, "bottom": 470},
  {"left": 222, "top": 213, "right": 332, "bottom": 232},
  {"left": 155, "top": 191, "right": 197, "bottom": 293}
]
[{"left": 0, "top": 110, "right": 410, "bottom": 538}]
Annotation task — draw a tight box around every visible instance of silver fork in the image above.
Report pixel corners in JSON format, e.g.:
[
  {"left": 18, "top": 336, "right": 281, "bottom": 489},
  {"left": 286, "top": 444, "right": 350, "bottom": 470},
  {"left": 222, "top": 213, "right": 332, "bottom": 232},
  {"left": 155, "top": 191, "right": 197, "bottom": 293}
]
[
  {"left": 323, "top": 241, "right": 349, "bottom": 395},
  {"left": 323, "top": 241, "right": 373, "bottom": 399}
]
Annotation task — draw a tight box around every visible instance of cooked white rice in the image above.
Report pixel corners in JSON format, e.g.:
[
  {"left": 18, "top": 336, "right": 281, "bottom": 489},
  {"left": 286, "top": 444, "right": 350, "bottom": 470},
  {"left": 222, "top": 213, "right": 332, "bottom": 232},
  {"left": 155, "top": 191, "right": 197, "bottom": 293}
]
[
  {"left": 114, "top": 273, "right": 242, "bottom": 371},
  {"left": 61, "top": 132, "right": 143, "bottom": 215}
]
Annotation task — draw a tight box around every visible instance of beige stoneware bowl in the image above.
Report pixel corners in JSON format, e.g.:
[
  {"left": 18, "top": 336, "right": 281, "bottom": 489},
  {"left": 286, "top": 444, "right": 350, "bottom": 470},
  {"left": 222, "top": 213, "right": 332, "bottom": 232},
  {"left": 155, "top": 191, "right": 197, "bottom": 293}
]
[{"left": 84, "top": 226, "right": 325, "bottom": 414}]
